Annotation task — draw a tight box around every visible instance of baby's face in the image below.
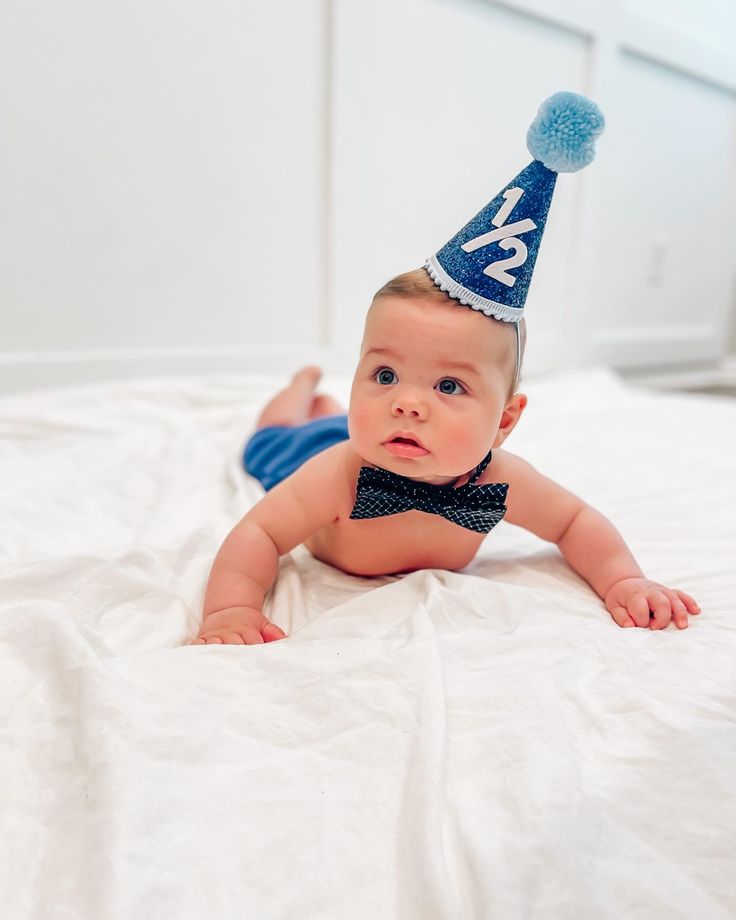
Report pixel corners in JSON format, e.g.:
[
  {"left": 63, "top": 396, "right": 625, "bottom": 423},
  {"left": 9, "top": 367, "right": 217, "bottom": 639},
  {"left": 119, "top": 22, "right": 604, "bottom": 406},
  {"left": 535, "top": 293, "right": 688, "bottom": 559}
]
[{"left": 349, "top": 294, "right": 520, "bottom": 484}]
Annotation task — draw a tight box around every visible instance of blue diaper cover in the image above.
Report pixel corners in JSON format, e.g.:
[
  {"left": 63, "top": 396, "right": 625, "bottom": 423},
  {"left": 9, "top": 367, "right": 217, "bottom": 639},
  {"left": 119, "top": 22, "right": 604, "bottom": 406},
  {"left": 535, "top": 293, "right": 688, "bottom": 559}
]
[{"left": 243, "top": 414, "right": 350, "bottom": 491}]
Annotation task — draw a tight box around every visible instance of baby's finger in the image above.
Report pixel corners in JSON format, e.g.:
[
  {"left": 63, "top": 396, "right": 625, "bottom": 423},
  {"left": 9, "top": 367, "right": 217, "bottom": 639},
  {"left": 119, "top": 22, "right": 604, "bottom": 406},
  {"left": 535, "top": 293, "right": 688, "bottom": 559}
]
[
  {"left": 220, "top": 632, "right": 246, "bottom": 645},
  {"left": 627, "top": 594, "right": 651, "bottom": 628},
  {"left": 610, "top": 605, "right": 635, "bottom": 628},
  {"left": 262, "top": 622, "right": 288, "bottom": 642},
  {"left": 675, "top": 590, "right": 701, "bottom": 614},
  {"left": 239, "top": 627, "right": 265, "bottom": 645},
  {"left": 647, "top": 590, "right": 672, "bottom": 630},
  {"left": 204, "top": 636, "right": 223, "bottom": 644},
  {"left": 668, "top": 593, "right": 689, "bottom": 629}
]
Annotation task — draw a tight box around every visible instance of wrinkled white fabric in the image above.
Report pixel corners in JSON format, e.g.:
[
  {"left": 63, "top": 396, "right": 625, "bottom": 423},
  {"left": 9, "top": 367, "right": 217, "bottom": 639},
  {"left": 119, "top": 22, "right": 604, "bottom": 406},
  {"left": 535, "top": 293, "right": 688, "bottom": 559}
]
[{"left": 0, "top": 367, "right": 734, "bottom": 919}]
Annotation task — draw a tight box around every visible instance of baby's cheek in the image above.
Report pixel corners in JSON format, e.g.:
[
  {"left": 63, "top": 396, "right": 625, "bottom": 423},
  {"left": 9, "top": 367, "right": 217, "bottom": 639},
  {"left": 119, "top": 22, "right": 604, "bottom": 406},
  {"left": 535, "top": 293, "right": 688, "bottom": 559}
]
[
  {"left": 453, "top": 425, "right": 477, "bottom": 449},
  {"left": 347, "top": 406, "right": 375, "bottom": 447},
  {"left": 445, "top": 423, "right": 486, "bottom": 466}
]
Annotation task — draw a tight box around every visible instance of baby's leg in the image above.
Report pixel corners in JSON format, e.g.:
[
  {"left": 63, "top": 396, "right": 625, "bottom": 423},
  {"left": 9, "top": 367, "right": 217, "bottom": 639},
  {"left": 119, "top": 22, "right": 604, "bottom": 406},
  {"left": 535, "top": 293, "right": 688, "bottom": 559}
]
[{"left": 255, "top": 366, "right": 323, "bottom": 429}]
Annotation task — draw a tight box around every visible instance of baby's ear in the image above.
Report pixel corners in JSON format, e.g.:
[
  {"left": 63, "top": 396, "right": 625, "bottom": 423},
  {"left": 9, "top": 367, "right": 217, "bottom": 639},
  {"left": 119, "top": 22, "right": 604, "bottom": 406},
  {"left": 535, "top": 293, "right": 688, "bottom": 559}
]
[{"left": 493, "top": 393, "right": 528, "bottom": 448}]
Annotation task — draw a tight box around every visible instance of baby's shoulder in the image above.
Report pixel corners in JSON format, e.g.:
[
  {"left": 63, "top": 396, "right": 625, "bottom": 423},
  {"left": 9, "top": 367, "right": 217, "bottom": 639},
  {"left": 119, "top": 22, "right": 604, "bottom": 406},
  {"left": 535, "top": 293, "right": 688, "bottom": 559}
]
[
  {"left": 292, "top": 438, "right": 357, "bottom": 483},
  {"left": 478, "top": 447, "right": 586, "bottom": 541},
  {"left": 247, "top": 440, "right": 358, "bottom": 554},
  {"left": 299, "top": 438, "right": 363, "bottom": 500},
  {"left": 476, "top": 447, "right": 527, "bottom": 486}
]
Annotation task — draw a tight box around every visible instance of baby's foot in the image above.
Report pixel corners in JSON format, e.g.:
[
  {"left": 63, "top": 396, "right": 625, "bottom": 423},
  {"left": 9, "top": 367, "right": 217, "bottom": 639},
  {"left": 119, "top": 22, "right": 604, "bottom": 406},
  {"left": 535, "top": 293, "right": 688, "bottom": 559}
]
[
  {"left": 255, "top": 365, "right": 325, "bottom": 429},
  {"left": 309, "top": 394, "right": 346, "bottom": 419},
  {"left": 292, "top": 365, "right": 323, "bottom": 390},
  {"left": 292, "top": 367, "right": 344, "bottom": 419}
]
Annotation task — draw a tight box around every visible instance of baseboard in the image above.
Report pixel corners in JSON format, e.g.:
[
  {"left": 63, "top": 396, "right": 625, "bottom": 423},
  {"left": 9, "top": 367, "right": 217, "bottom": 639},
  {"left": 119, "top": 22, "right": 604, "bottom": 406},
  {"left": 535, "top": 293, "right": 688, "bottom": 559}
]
[
  {"left": 0, "top": 344, "right": 354, "bottom": 396},
  {"left": 617, "top": 356, "right": 736, "bottom": 391}
]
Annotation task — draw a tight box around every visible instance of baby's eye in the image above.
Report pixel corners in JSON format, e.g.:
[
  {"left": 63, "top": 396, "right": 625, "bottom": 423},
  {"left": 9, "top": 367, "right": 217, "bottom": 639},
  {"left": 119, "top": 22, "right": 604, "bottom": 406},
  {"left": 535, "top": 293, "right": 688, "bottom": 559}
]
[
  {"left": 436, "top": 378, "right": 465, "bottom": 395},
  {"left": 374, "top": 367, "right": 397, "bottom": 385}
]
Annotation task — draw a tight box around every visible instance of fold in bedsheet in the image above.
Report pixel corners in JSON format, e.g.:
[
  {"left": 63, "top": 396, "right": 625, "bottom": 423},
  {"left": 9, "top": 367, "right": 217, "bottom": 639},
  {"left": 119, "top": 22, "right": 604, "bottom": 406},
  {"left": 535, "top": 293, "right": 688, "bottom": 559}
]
[{"left": 0, "top": 367, "right": 734, "bottom": 919}]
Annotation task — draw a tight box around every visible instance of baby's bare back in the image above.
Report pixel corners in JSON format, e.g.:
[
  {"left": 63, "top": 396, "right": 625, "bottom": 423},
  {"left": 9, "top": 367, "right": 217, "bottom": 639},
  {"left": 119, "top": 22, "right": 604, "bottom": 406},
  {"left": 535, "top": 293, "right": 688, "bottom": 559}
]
[{"left": 303, "top": 441, "right": 488, "bottom": 576}]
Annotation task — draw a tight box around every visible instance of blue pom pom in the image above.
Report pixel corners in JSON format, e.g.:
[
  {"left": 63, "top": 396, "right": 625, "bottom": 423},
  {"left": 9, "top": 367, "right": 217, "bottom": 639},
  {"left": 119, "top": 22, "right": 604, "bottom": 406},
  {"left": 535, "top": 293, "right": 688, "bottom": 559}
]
[{"left": 526, "top": 91, "right": 605, "bottom": 173}]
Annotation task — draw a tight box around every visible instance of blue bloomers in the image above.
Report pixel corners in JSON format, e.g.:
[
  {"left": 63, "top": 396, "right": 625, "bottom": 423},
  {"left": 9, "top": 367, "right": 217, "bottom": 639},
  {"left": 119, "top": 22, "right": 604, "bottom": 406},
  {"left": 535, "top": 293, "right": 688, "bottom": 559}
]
[{"left": 243, "top": 414, "right": 350, "bottom": 491}]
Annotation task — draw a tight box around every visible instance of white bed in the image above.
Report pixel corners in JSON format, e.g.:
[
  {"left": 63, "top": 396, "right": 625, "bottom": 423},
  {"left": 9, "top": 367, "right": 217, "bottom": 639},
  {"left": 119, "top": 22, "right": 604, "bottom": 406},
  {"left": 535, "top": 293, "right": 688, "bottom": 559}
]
[{"left": 1, "top": 366, "right": 734, "bottom": 919}]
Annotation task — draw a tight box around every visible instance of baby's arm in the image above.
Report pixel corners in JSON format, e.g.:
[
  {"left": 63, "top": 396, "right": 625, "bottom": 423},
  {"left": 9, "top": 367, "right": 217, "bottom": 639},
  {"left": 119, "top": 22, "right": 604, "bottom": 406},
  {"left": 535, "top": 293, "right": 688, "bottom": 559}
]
[
  {"left": 497, "top": 450, "right": 701, "bottom": 630},
  {"left": 191, "top": 445, "right": 344, "bottom": 645}
]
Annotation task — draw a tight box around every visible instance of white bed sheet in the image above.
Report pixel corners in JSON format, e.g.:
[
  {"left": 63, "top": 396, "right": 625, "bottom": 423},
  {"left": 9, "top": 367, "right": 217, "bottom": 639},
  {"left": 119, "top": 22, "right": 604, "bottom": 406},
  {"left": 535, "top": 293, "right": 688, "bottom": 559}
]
[{"left": 1, "top": 367, "right": 734, "bottom": 919}]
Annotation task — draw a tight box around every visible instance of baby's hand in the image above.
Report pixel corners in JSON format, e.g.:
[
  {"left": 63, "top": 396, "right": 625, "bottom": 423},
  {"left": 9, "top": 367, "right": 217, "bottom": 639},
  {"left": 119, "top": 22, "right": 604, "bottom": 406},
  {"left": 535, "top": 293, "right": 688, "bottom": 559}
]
[
  {"left": 604, "top": 577, "right": 701, "bottom": 630},
  {"left": 190, "top": 606, "right": 288, "bottom": 645}
]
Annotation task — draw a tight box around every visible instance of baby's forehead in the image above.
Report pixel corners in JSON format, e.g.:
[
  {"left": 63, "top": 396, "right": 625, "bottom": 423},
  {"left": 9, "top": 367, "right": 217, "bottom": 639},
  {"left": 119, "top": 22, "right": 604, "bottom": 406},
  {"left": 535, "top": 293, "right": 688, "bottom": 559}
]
[{"left": 363, "top": 297, "right": 509, "bottom": 363}]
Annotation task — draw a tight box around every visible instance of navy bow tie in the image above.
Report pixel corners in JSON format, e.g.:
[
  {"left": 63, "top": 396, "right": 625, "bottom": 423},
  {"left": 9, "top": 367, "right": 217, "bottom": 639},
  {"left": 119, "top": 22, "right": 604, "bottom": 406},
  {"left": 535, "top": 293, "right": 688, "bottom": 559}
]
[{"left": 349, "top": 449, "right": 509, "bottom": 533}]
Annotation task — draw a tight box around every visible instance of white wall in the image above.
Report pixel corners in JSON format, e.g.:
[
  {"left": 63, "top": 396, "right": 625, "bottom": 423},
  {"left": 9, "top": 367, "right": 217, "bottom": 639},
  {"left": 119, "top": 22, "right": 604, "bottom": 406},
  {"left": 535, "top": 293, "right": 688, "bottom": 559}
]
[
  {"left": 0, "top": 0, "right": 328, "bottom": 389},
  {"left": 329, "top": 0, "right": 591, "bottom": 377},
  {"left": 1, "top": 0, "right": 735, "bottom": 393}
]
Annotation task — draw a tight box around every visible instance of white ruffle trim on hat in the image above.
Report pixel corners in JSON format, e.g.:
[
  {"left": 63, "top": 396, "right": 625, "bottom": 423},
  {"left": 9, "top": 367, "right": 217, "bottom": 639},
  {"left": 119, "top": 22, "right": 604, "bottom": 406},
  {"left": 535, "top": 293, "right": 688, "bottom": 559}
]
[{"left": 424, "top": 256, "right": 522, "bottom": 323}]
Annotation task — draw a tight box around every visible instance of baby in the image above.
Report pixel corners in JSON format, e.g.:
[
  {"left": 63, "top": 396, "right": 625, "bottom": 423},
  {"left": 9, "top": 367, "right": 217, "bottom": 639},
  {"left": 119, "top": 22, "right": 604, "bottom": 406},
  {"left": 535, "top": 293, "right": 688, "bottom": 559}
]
[
  {"left": 190, "top": 92, "right": 701, "bottom": 644},
  {"left": 191, "top": 266, "right": 700, "bottom": 645}
]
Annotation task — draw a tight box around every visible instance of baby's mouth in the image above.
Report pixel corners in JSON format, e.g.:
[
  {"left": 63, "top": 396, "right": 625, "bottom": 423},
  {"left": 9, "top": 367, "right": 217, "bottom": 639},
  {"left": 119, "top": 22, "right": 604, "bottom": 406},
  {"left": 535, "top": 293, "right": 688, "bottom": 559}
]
[{"left": 383, "top": 435, "right": 430, "bottom": 457}]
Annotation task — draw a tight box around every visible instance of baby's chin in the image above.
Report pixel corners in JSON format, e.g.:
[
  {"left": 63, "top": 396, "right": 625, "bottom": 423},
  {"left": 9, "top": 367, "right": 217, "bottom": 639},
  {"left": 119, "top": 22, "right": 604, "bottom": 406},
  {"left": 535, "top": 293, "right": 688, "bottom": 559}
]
[
  {"left": 347, "top": 421, "right": 477, "bottom": 481},
  {"left": 358, "top": 444, "right": 464, "bottom": 483}
]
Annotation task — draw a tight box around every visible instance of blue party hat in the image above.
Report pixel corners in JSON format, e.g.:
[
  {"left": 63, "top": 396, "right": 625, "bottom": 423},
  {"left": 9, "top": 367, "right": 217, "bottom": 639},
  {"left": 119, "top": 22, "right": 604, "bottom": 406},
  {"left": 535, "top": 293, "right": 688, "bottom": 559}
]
[{"left": 425, "top": 91, "right": 605, "bottom": 323}]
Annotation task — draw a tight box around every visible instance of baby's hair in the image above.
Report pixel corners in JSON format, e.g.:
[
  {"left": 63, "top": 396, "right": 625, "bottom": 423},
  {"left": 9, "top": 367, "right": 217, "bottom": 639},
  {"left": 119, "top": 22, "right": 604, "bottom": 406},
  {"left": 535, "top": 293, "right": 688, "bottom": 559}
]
[{"left": 371, "top": 268, "right": 526, "bottom": 400}]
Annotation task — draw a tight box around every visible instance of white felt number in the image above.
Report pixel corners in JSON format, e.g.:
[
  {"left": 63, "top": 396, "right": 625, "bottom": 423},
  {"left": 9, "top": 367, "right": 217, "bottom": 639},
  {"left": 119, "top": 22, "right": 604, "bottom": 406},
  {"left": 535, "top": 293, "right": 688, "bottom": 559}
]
[
  {"left": 460, "top": 186, "right": 535, "bottom": 288},
  {"left": 461, "top": 218, "right": 536, "bottom": 253},
  {"left": 483, "top": 238, "right": 527, "bottom": 286},
  {"left": 492, "top": 188, "right": 524, "bottom": 228}
]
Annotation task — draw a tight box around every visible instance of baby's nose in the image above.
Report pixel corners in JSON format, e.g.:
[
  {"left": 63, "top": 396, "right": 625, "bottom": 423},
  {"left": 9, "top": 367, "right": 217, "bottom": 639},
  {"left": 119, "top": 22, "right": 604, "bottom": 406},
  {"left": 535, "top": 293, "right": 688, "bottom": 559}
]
[{"left": 392, "top": 397, "right": 425, "bottom": 418}]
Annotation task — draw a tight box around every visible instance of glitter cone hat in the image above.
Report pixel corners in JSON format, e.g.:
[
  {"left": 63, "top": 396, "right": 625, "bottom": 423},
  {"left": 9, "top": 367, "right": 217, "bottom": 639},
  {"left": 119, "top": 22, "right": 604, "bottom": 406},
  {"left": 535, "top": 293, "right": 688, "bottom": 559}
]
[{"left": 425, "top": 91, "right": 605, "bottom": 323}]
